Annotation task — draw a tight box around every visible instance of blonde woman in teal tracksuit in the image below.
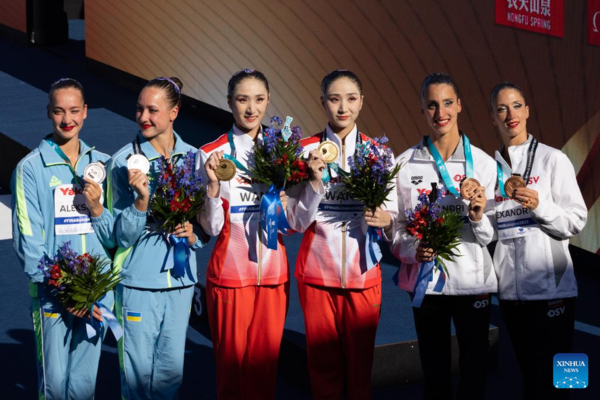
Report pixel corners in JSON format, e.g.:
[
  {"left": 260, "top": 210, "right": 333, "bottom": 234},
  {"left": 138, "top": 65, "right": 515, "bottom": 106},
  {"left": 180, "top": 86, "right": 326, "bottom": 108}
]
[
  {"left": 12, "top": 78, "right": 114, "bottom": 399},
  {"left": 108, "top": 77, "right": 205, "bottom": 399}
]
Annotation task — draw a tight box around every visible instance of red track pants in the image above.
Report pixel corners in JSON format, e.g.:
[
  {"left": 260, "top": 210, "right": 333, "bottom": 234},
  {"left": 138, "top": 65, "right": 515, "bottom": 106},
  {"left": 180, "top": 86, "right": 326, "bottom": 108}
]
[
  {"left": 298, "top": 281, "right": 381, "bottom": 400},
  {"left": 206, "top": 281, "right": 289, "bottom": 400}
]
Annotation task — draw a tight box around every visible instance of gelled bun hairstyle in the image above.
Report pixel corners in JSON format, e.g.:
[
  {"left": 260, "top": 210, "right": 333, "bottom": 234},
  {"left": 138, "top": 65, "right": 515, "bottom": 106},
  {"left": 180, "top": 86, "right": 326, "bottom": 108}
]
[
  {"left": 320, "top": 69, "right": 363, "bottom": 97},
  {"left": 145, "top": 77, "right": 183, "bottom": 109},
  {"left": 48, "top": 78, "right": 85, "bottom": 104},
  {"left": 489, "top": 81, "right": 526, "bottom": 110},
  {"left": 419, "top": 72, "right": 460, "bottom": 105},
  {"left": 227, "top": 69, "right": 270, "bottom": 98}
]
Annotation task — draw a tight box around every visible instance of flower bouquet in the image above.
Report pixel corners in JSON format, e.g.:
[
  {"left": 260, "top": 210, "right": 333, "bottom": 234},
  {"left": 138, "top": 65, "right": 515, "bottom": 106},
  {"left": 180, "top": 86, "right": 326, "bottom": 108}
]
[
  {"left": 342, "top": 136, "right": 401, "bottom": 270},
  {"left": 150, "top": 150, "right": 205, "bottom": 232},
  {"left": 149, "top": 150, "right": 205, "bottom": 279},
  {"left": 344, "top": 136, "right": 401, "bottom": 211},
  {"left": 38, "top": 241, "right": 122, "bottom": 339},
  {"left": 252, "top": 116, "right": 308, "bottom": 189},
  {"left": 404, "top": 186, "right": 463, "bottom": 307},
  {"left": 252, "top": 116, "right": 307, "bottom": 250}
]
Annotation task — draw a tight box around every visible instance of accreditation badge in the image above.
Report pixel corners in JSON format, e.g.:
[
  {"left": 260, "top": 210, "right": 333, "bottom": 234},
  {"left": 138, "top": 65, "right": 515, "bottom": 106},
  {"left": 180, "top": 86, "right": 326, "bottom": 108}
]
[
  {"left": 229, "top": 177, "right": 263, "bottom": 225},
  {"left": 437, "top": 186, "right": 470, "bottom": 233},
  {"left": 54, "top": 184, "right": 94, "bottom": 235},
  {"left": 495, "top": 197, "right": 539, "bottom": 240}
]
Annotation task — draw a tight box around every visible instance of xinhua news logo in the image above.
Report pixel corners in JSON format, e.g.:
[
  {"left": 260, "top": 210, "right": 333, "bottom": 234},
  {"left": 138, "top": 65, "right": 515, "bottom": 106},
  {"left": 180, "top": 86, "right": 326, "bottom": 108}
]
[{"left": 553, "top": 353, "right": 588, "bottom": 389}]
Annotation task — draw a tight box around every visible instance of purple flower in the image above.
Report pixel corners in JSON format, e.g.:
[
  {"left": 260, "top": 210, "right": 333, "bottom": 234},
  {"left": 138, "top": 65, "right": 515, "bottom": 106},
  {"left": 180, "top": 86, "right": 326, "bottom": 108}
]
[{"left": 270, "top": 116, "right": 282, "bottom": 128}]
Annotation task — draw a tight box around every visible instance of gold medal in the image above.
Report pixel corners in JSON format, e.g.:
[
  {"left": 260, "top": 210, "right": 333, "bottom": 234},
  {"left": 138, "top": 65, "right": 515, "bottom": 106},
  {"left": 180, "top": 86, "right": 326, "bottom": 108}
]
[
  {"left": 318, "top": 140, "right": 339, "bottom": 164},
  {"left": 460, "top": 178, "right": 480, "bottom": 199},
  {"left": 505, "top": 175, "right": 526, "bottom": 199},
  {"left": 215, "top": 159, "right": 237, "bottom": 181}
]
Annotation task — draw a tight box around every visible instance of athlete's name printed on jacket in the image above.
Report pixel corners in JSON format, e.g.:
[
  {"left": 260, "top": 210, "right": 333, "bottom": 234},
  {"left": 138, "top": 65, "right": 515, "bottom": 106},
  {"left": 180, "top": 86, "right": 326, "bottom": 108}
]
[
  {"left": 324, "top": 189, "right": 354, "bottom": 202},
  {"left": 54, "top": 183, "right": 94, "bottom": 235},
  {"left": 496, "top": 207, "right": 531, "bottom": 220}
]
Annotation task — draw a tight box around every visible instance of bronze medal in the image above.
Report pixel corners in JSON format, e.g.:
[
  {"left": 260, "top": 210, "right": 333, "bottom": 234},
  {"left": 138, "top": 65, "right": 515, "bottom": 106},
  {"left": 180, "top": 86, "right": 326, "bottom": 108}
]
[
  {"left": 318, "top": 141, "right": 339, "bottom": 164},
  {"left": 215, "top": 159, "right": 237, "bottom": 181},
  {"left": 460, "top": 177, "right": 480, "bottom": 199},
  {"left": 505, "top": 175, "right": 526, "bottom": 199}
]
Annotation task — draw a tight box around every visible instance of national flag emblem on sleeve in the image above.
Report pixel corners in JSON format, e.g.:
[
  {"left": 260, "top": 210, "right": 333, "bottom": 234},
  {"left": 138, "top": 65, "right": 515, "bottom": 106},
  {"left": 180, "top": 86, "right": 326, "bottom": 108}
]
[{"left": 43, "top": 309, "right": 59, "bottom": 318}]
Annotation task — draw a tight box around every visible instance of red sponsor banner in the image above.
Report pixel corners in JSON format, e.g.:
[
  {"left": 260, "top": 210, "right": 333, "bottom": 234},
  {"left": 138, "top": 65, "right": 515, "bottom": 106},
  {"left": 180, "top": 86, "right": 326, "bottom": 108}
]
[
  {"left": 589, "top": 0, "right": 600, "bottom": 46},
  {"left": 495, "top": 0, "right": 564, "bottom": 38}
]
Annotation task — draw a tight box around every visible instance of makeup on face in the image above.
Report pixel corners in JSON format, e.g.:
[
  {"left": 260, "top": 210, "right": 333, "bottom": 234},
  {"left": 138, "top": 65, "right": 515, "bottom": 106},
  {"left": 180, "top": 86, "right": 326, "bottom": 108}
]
[
  {"left": 322, "top": 77, "right": 363, "bottom": 134},
  {"left": 49, "top": 88, "right": 87, "bottom": 141},
  {"left": 421, "top": 83, "right": 461, "bottom": 138},
  {"left": 228, "top": 78, "right": 269, "bottom": 135}
]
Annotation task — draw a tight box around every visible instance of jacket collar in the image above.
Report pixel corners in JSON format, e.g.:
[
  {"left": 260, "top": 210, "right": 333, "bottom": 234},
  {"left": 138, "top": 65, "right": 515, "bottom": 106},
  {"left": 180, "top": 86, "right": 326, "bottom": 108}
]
[
  {"left": 412, "top": 134, "right": 465, "bottom": 162},
  {"left": 39, "top": 135, "right": 93, "bottom": 167},
  {"left": 136, "top": 131, "right": 188, "bottom": 161}
]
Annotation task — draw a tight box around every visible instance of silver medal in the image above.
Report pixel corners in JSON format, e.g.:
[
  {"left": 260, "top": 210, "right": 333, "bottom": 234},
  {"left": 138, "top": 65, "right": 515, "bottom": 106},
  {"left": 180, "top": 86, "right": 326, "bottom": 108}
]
[
  {"left": 127, "top": 154, "right": 150, "bottom": 174},
  {"left": 83, "top": 162, "right": 106, "bottom": 184}
]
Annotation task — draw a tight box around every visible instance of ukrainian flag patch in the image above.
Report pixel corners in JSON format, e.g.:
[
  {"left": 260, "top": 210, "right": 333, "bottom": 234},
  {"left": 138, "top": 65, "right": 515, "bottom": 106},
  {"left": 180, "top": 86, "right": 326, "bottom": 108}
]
[
  {"left": 43, "top": 309, "right": 59, "bottom": 318},
  {"left": 126, "top": 311, "right": 142, "bottom": 322}
]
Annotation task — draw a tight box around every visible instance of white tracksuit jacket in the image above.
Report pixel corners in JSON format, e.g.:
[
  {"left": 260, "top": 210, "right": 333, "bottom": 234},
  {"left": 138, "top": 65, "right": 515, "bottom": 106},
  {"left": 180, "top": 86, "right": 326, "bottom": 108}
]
[
  {"left": 389, "top": 135, "right": 498, "bottom": 295},
  {"left": 493, "top": 134, "right": 587, "bottom": 300}
]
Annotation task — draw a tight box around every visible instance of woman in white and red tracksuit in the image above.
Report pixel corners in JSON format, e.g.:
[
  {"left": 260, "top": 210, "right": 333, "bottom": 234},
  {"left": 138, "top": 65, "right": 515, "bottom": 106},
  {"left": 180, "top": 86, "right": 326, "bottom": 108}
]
[
  {"left": 490, "top": 82, "right": 587, "bottom": 400},
  {"left": 287, "top": 69, "right": 398, "bottom": 400},
  {"left": 386, "top": 73, "right": 497, "bottom": 400},
  {"left": 196, "top": 69, "right": 289, "bottom": 400}
]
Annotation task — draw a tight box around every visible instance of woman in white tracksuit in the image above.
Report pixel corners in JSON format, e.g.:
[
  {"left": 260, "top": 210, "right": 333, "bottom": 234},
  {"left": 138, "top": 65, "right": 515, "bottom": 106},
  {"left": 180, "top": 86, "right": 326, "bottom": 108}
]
[
  {"left": 489, "top": 82, "right": 587, "bottom": 400},
  {"left": 385, "top": 73, "right": 498, "bottom": 400}
]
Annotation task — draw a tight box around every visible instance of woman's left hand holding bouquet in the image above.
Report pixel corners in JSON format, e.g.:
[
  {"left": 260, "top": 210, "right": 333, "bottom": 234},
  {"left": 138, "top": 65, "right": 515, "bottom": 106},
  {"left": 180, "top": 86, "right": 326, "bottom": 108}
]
[
  {"left": 67, "top": 306, "right": 104, "bottom": 322},
  {"left": 171, "top": 222, "right": 196, "bottom": 246},
  {"left": 364, "top": 208, "right": 393, "bottom": 237}
]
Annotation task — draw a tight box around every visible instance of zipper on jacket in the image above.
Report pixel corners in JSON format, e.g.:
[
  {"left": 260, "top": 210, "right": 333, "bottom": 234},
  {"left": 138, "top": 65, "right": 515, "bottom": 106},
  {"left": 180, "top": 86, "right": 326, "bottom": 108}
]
[
  {"left": 341, "top": 143, "right": 347, "bottom": 288},
  {"left": 513, "top": 240, "right": 519, "bottom": 298},
  {"left": 257, "top": 221, "right": 262, "bottom": 285},
  {"left": 341, "top": 221, "right": 347, "bottom": 288}
]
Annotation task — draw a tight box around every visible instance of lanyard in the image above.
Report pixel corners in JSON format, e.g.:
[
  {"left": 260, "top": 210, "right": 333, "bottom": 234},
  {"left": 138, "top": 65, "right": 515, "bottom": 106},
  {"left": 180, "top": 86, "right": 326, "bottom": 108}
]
[
  {"left": 132, "top": 135, "right": 147, "bottom": 157},
  {"left": 320, "top": 127, "right": 362, "bottom": 178},
  {"left": 133, "top": 134, "right": 183, "bottom": 164},
  {"left": 45, "top": 139, "right": 85, "bottom": 186},
  {"left": 225, "top": 128, "right": 253, "bottom": 174},
  {"left": 496, "top": 137, "right": 538, "bottom": 198},
  {"left": 425, "top": 133, "right": 473, "bottom": 197}
]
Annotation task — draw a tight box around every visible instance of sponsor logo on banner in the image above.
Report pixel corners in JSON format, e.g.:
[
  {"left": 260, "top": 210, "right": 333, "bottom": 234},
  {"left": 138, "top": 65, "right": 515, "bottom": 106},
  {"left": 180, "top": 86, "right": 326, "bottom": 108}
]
[
  {"left": 495, "top": 0, "right": 565, "bottom": 37},
  {"left": 588, "top": 0, "right": 600, "bottom": 46},
  {"left": 553, "top": 353, "right": 588, "bottom": 389}
]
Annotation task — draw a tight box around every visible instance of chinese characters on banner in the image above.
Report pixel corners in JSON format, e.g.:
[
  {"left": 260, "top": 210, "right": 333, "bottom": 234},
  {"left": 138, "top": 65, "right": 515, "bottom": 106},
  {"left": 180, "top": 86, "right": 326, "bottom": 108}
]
[
  {"left": 589, "top": 0, "right": 600, "bottom": 46},
  {"left": 495, "top": 0, "right": 565, "bottom": 37}
]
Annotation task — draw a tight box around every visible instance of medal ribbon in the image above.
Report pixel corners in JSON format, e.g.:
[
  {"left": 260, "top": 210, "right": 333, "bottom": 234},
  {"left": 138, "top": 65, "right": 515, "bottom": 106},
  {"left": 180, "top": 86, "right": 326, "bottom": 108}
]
[
  {"left": 496, "top": 137, "right": 538, "bottom": 199},
  {"left": 320, "top": 129, "right": 360, "bottom": 183},
  {"left": 425, "top": 133, "right": 474, "bottom": 197},
  {"left": 226, "top": 128, "right": 253, "bottom": 175},
  {"left": 497, "top": 163, "right": 509, "bottom": 198},
  {"left": 45, "top": 138, "right": 85, "bottom": 186}
]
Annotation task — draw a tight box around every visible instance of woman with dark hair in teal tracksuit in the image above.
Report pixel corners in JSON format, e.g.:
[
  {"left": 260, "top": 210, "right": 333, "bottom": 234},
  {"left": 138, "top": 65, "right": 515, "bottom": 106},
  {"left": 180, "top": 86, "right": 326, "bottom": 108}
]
[
  {"left": 108, "top": 77, "right": 205, "bottom": 399},
  {"left": 11, "top": 78, "right": 115, "bottom": 399}
]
